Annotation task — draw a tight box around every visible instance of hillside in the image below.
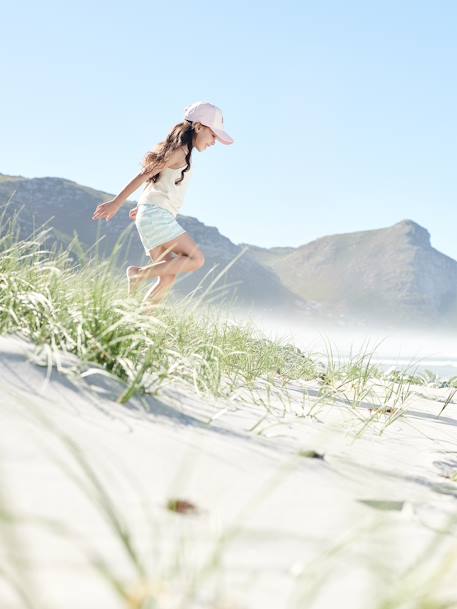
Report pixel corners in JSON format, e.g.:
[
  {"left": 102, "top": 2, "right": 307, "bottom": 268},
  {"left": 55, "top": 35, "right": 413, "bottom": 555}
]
[
  {"left": 0, "top": 173, "right": 305, "bottom": 311},
  {"left": 243, "top": 220, "right": 457, "bottom": 322},
  {"left": 3, "top": 172, "right": 456, "bottom": 323}
]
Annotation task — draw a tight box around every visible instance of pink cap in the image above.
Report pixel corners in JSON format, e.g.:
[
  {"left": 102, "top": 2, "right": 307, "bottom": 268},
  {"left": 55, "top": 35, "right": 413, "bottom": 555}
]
[{"left": 184, "top": 101, "right": 234, "bottom": 145}]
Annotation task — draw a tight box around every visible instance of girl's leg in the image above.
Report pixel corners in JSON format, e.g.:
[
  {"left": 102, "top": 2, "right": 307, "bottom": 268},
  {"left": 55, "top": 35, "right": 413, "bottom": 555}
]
[
  {"left": 143, "top": 248, "right": 177, "bottom": 303},
  {"left": 129, "top": 233, "right": 205, "bottom": 289},
  {"left": 143, "top": 273, "right": 177, "bottom": 304},
  {"left": 127, "top": 247, "right": 175, "bottom": 296}
]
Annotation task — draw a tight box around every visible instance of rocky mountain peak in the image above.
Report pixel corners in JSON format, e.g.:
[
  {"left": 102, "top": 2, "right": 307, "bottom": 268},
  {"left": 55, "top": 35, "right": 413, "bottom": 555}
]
[{"left": 391, "top": 219, "right": 431, "bottom": 248}]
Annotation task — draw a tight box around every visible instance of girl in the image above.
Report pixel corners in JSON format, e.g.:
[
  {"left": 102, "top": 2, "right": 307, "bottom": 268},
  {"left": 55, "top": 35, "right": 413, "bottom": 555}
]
[{"left": 92, "top": 101, "right": 234, "bottom": 303}]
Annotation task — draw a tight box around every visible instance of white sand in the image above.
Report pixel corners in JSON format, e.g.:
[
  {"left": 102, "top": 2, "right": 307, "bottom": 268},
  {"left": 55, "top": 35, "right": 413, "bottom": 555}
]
[{"left": 1, "top": 334, "right": 457, "bottom": 609}]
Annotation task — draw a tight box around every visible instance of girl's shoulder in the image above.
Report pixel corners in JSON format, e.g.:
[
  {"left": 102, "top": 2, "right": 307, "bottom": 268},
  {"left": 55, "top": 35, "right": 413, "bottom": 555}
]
[{"left": 166, "top": 146, "right": 189, "bottom": 170}]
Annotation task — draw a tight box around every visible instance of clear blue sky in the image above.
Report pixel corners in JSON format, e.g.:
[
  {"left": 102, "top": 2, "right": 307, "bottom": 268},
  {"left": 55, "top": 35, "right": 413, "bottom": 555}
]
[{"left": 2, "top": 1, "right": 456, "bottom": 257}]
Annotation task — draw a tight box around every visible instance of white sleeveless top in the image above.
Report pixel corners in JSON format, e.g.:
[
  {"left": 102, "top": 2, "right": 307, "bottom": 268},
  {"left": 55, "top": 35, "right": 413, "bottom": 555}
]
[{"left": 138, "top": 165, "right": 193, "bottom": 217}]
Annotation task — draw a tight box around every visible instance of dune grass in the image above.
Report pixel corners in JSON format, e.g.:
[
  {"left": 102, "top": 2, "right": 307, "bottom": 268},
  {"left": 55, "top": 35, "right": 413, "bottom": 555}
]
[
  {"left": 0, "top": 214, "right": 320, "bottom": 408},
  {"left": 0, "top": 206, "right": 454, "bottom": 430}
]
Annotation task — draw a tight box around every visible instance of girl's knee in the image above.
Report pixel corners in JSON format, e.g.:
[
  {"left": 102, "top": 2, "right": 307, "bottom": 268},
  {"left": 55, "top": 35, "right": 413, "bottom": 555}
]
[{"left": 192, "top": 252, "right": 205, "bottom": 270}]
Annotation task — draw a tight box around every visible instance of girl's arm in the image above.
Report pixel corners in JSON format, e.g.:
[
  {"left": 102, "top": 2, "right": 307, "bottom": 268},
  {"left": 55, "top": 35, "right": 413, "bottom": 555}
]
[
  {"left": 92, "top": 158, "right": 168, "bottom": 221},
  {"left": 113, "top": 171, "right": 151, "bottom": 204}
]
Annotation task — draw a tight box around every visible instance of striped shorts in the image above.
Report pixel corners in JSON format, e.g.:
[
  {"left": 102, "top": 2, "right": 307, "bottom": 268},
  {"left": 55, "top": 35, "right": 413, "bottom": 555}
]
[{"left": 135, "top": 204, "right": 186, "bottom": 254}]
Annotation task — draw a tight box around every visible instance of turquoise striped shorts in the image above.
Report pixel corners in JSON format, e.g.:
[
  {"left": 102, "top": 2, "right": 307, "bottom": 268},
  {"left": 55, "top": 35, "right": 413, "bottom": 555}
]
[{"left": 135, "top": 204, "right": 186, "bottom": 254}]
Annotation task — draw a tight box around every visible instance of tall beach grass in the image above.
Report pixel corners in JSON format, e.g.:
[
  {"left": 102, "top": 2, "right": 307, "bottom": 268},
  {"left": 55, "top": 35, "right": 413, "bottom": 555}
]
[{"left": 0, "top": 204, "right": 455, "bottom": 428}]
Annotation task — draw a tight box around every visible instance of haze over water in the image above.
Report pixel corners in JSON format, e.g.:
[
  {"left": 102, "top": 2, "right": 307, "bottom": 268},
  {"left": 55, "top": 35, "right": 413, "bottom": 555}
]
[{"left": 230, "top": 308, "right": 457, "bottom": 379}]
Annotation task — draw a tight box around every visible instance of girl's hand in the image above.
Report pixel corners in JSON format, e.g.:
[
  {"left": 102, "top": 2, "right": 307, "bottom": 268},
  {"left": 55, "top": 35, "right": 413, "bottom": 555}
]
[
  {"left": 92, "top": 199, "right": 121, "bottom": 221},
  {"left": 129, "top": 206, "right": 138, "bottom": 221}
]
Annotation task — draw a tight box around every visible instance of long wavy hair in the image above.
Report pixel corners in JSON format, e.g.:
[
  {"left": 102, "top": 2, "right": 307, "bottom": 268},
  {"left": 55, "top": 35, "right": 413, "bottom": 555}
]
[{"left": 141, "top": 119, "right": 195, "bottom": 186}]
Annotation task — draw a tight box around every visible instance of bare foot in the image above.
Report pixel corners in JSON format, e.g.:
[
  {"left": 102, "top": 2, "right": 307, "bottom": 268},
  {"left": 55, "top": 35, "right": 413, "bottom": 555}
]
[
  {"left": 126, "top": 266, "right": 143, "bottom": 296},
  {"left": 127, "top": 260, "right": 168, "bottom": 296}
]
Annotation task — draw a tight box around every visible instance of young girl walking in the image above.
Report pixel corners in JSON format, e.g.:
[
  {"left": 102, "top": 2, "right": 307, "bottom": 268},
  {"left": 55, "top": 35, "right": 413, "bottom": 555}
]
[{"left": 92, "top": 101, "right": 234, "bottom": 303}]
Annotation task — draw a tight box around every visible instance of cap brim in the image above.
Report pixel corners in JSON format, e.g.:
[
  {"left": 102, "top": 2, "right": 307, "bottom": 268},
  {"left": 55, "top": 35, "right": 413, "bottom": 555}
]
[{"left": 213, "top": 128, "right": 234, "bottom": 145}]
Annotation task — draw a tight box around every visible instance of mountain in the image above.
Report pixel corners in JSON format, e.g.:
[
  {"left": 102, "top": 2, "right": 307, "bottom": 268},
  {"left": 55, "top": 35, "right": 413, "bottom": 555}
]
[
  {"left": 238, "top": 243, "right": 295, "bottom": 268},
  {"left": 243, "top": 220, "right": 457, "bottom": 323},
  {"left": 0, "top": 173, "right": 306, "bottom": 311},
  {"left": 3, "top": 171, "right": 456, "bottom": 324}
]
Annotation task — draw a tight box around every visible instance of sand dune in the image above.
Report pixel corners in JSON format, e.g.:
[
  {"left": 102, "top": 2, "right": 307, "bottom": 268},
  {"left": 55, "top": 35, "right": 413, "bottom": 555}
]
[{"left": 1, "top": 334, "right": 457, "bottom": 609}]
